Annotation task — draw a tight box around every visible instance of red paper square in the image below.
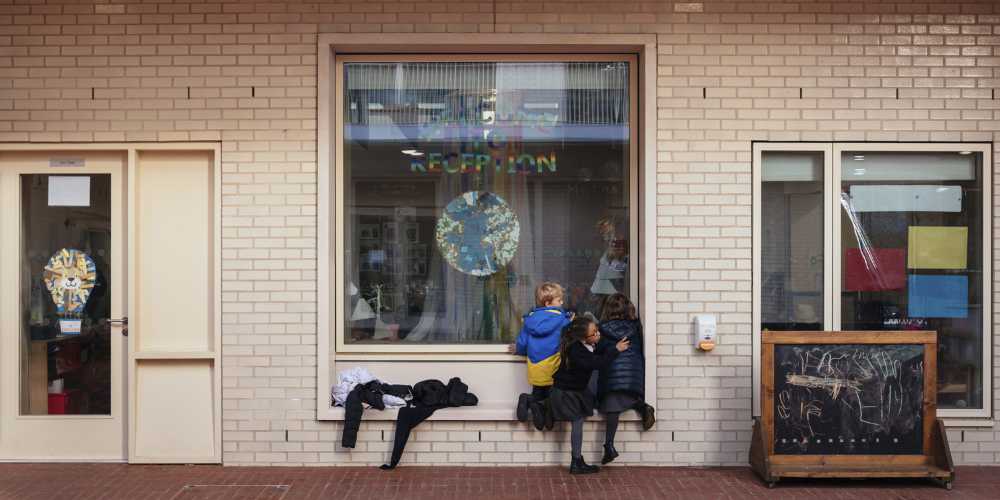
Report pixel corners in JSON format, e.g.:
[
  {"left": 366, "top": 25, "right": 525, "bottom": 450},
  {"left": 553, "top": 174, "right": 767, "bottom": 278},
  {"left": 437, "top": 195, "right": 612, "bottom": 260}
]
[{"left": 844, "top": 248, "right": 906, "bottom": 292}]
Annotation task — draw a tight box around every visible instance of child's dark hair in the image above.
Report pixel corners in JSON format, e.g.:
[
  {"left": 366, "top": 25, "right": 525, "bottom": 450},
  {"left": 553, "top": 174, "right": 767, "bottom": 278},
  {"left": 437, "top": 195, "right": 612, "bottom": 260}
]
[
  {"left": 559, "top": 317, "right": 595, "bottom": 369},
  {"left": 600, "top": 293, "right": 635, "bottom": 322}
]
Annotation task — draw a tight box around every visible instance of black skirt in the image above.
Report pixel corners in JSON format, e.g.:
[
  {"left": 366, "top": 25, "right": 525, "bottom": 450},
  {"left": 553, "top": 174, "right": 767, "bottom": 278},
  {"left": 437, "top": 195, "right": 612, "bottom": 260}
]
[
  {"left": 548, "top": 387, "right": 595, "bottom": 421},
  {"left": 599, "top": 391, "right": 641, "bottom": 413}
]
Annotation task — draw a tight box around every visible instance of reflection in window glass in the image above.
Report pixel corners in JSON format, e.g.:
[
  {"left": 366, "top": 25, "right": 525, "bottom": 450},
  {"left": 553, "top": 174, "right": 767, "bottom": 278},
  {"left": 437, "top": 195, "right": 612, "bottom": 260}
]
[
  {"left": 760, "top": 152, "right": 824, "bottom": 331},
  {"left": 840, "top": 151, "right": 984, "bottom": 410},
  {"left": 342, "top": 60, "right": 632, "bottom": 344},
  {"left": 20, "top": 174, "right": 112, "bottom": 415}
]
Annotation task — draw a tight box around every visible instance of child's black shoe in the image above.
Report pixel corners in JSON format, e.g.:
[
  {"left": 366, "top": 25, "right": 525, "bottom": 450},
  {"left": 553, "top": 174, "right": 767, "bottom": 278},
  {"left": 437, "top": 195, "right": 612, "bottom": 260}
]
[
  {"left": 516, "top": 393, "right": 530, "bottom": 422},
  {"left": 569, "top": 456, "right": 599, "bottom": 474},
  {"left": 601, "top": 444, "right": 619, "bottom": 464},
  {"left": 640, "top": 404, "right": 655, "bottom": 431},
  {"left": 530, "top": 401, "right": 546, "bottom": 431}
]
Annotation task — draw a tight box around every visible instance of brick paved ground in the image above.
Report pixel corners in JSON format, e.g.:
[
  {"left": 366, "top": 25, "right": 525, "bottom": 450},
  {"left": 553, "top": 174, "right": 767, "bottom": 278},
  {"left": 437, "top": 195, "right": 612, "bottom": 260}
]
[{"left": 0, "top": 464, "right": 996, "bottom": 499}]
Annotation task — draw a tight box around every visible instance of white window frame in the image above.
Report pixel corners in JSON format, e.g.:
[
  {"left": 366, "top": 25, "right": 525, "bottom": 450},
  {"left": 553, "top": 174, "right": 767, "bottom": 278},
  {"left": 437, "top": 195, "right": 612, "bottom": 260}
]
[
  {"left": 751, "top": 142, "right": 833, "bottom": 416},
  {"left": 329, "top": 53, "right": 638, "bottom": 355},
  {"left": 316, "top": 34, "right": 658, "bottom": 421},
  {"left": 752, "top": 142, "right": 993, "bottom": 420}
]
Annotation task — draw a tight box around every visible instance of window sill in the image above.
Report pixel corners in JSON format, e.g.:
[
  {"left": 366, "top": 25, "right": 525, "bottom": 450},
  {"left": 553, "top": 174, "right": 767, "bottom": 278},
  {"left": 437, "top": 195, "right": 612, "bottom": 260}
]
[
  {"left": 319, "top": 402, "right": 646, "bottom": 422},
  {"left": 333, "top": 353, "right": 523, "bottom": 362},
  {"left": 939, "top": 418, "right": 995, "bottom": 428}
]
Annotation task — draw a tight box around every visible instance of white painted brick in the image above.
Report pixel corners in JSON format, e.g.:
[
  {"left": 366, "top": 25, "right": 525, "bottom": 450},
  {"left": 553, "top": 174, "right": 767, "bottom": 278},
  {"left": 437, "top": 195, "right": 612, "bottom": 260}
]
[{"left": 7, "top": 0, "right": 999, "bottom": 468}]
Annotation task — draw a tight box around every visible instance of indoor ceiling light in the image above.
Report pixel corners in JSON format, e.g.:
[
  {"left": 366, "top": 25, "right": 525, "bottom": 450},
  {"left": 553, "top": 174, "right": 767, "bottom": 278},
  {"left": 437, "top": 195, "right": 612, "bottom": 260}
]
[
  {"left": 853, "top": 155, "right": 865, "bottom": 161},
  {"left": 401, "top": 149, "right": 424, "bottom": 157},
  {"left": 524, "top": 103, "right": 559, "bottom": 109}
]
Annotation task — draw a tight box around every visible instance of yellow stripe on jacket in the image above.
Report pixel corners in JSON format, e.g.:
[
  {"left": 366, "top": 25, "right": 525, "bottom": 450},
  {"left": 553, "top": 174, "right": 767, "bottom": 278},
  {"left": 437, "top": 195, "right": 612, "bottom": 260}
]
[{"left": 526, "top": 352, "right": 561, "bottom": 387}]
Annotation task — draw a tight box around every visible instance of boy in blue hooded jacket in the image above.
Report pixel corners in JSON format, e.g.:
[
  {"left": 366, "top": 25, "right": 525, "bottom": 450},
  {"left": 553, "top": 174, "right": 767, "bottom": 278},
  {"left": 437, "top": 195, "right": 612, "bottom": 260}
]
[{"left": 508, "top": 282, "right": 573, "bottom": 430}]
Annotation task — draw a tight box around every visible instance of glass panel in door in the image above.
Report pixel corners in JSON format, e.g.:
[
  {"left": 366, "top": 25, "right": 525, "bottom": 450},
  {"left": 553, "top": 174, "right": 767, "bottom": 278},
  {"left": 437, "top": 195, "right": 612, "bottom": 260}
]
[{"left": 19, "top": 174, "right": 112, "bottom": 415}]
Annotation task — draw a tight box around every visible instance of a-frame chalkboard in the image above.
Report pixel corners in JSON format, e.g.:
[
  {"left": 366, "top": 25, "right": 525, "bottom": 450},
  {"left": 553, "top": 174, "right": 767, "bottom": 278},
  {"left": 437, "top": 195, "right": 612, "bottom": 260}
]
[{"left": 750, "top": 331, "right": 954, "bottom": 489}]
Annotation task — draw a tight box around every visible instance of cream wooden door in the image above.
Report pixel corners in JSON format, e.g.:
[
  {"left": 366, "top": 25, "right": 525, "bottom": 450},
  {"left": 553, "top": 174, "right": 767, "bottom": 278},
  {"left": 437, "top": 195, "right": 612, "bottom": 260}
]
[
  {"left": 127, "top": 149, "right": 220, "bottom": 463},
  {"left": 0, "top": 151, "right": 126, "bottom": 461}
]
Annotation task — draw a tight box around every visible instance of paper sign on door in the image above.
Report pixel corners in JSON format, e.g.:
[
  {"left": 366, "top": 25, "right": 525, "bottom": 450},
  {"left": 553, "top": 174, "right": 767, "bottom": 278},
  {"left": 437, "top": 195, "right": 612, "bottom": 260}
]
[{"left": 48, "top": 176, "right": 91, "bottom": 207}]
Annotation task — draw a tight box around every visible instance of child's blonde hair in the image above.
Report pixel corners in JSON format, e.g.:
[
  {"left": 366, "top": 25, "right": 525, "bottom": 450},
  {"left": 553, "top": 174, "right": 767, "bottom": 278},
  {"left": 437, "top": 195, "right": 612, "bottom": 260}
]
[{"left": 535, "top": 282, "right": 564, "bottom": 307}]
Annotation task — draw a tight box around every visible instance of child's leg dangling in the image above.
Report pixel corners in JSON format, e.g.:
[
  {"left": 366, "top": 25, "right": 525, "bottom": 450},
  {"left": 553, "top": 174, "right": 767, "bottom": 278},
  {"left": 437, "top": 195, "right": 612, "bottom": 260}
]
[
  {"left": 571, "top": 418, "right": 584, "bottom": 459},
  {"left": 602, "top": 412, "right": 621, "bottom": 464},
  {"left": 604, "top": 412, "right": 620, "bottom": 447},
  {"left": 568, "top": 418, "right": 598, "bottom": 474}
]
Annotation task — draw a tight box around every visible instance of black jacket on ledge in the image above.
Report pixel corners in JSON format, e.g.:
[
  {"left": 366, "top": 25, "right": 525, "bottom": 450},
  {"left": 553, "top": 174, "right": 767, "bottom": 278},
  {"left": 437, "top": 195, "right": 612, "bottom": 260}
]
[
  {"left": 342, "top": 381, "right": 412, "bottom": 448},
  {"left": 553, "top": 342, "right": 620, "bottom": 392},
  {"left": 380, "top": 377, "right": 478, "bottom": 470},
  {"left": 596, "top": 319, "right": 644, "bottom": 399}
]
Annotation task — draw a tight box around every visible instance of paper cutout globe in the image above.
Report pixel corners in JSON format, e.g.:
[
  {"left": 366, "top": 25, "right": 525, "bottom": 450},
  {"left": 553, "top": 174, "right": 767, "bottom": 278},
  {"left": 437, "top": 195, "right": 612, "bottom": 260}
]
[
  {"left": 43, "top": 248, "right": 97, "bottom": 316},
  {"left": 436, "top": 191, "right": 520, "bottom": 276}
]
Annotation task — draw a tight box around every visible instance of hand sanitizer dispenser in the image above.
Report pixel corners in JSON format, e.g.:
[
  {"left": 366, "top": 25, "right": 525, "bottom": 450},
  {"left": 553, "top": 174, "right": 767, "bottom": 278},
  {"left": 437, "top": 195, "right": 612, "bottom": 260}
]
[{"left": 694, "top": 314, "right": 716, "bottom": 351}]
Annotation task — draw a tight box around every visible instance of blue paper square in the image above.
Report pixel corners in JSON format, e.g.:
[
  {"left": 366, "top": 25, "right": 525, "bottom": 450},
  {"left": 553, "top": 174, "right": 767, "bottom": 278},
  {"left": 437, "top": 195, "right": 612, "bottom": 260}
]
[{"left": 908, "top": 275, "right": 968, "bottom": 318}]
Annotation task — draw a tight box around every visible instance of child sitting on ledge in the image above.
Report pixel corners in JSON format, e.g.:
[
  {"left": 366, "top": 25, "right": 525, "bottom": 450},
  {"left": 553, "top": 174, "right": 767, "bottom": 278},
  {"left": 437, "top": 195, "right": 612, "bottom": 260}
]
[
  {"left": 509, "top": 282, "right": 573, "bottom": 430},
  {"left": 548, "top": 317, "right": 629, "bottom": 474}
]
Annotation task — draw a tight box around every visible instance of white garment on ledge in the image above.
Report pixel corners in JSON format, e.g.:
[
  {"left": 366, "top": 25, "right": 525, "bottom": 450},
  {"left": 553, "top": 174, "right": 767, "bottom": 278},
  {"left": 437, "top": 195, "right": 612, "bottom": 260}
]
[{"left": 331, "top": 366, "right": 408, "bottom": 408}]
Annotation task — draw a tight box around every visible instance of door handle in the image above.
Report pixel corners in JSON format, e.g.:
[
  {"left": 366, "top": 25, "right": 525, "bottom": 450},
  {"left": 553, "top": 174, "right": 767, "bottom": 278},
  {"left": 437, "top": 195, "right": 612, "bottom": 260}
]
[{"left": 109, "top": 317, "right": 128, "bottom": 337}]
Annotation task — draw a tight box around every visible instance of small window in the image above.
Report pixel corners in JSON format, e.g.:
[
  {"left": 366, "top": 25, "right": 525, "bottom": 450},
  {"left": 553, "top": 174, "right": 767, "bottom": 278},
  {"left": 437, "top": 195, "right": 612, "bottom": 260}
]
[
  {"left": 335, "top": 56, "right": 638, "bottom": 352},
  {"left": 753, "top": 143, "right": 992, "bottom": 418},
  {"left": 760, "top": 151, "right": 825, "bottom": 331}
]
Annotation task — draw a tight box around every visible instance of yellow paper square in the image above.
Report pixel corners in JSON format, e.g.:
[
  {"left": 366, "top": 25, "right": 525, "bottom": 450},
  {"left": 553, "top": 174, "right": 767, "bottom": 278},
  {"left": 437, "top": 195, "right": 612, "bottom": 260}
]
[{"left": 907, "top": 226, "right": 968, "bottom": 269}]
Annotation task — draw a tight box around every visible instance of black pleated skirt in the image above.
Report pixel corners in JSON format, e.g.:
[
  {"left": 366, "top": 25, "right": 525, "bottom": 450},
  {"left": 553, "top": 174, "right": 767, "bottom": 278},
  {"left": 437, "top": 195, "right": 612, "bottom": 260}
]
[{"left": 547, "top": 387, "right": 595, "bottom": 421}]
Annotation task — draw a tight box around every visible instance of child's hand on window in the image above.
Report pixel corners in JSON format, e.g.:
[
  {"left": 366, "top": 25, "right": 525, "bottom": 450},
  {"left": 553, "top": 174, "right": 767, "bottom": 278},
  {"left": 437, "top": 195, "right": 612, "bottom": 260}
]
[{"left": 507, "top": 343, "right": 517, "bottom": 354}]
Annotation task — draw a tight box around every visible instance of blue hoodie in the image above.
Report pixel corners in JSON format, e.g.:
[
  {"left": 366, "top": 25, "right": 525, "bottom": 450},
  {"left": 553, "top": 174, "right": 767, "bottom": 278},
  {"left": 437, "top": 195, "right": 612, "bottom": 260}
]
[{"left": 514, "top": 306, "right": 572, "bottom": 386}]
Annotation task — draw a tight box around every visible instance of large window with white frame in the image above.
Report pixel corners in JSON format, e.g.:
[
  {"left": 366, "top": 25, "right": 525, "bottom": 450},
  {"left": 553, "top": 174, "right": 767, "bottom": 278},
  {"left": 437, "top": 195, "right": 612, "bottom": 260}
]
[
  {"left": 333, "top": 55, "right": 638, "bottom": 353},
  {"left": 753, "top": 143, "right": 993, "bottom": 418}
]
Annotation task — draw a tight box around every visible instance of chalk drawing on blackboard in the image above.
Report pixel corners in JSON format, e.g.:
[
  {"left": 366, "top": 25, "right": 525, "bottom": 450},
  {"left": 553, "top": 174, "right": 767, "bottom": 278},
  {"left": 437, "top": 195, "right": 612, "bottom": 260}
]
[{"left": 773, "top": 344, "right": 924, "bottom": 455}]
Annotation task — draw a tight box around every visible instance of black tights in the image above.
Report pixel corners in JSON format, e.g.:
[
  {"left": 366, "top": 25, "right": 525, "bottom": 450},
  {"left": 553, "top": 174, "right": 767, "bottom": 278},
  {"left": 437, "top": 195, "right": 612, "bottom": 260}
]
[
  {"left": 606, "top": 401, "right": 649, "bottom": 447},
  {"left": 571, "top": 418, "right": 584, "bottom": 458},
  {"left": 604, "top": 411, "right": 620, "bottom": 447}
]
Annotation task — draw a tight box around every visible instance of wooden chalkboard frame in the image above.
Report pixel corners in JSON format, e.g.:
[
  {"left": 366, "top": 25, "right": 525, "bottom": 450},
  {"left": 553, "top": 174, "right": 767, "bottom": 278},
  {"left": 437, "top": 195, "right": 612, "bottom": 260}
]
[{"left": 750, "top": 330, "right": 955, "bottom": 489}]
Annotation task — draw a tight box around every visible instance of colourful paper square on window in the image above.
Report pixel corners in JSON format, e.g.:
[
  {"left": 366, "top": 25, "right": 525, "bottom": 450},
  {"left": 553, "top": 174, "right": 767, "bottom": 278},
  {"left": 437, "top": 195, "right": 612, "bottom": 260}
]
[
  {"left": 907, "top": 226, "right": 968, "bottom": 269},
  {"left": 844, "top": 248, "right": 906, "bottom": 291},
  {"left": 908, "top": 275, "right": 968, "bottom": 318}
]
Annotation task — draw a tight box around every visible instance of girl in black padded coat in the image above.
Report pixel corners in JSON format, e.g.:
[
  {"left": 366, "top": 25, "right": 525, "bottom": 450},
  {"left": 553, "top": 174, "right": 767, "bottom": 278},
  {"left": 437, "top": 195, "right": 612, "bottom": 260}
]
[{"left": 596, "top": 293, "right": 656, "bottom": 464}]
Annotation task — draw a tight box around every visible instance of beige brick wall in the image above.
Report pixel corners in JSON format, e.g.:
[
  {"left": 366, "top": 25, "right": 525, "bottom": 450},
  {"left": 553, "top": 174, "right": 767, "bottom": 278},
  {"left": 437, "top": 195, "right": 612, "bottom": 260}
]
[{"left": 1, "top": 0, "right": 999, "bottom": 466}]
